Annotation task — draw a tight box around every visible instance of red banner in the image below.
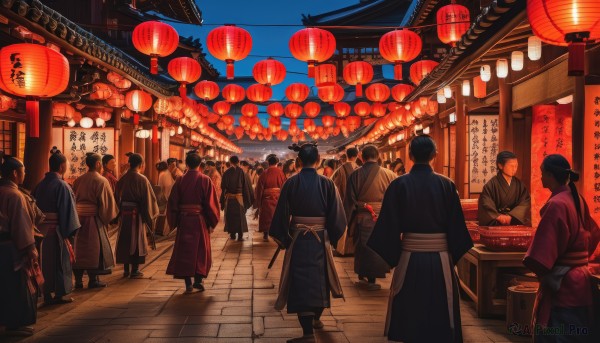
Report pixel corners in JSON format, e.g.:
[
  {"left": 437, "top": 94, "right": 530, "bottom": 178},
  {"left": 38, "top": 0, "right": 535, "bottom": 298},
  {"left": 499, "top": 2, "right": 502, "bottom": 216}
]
[
  {"left": 583, "top": 85, "right": 600, "bottom": 227},
  {"left": 531, "top": 104, "right": 572, "bottom": 226}
]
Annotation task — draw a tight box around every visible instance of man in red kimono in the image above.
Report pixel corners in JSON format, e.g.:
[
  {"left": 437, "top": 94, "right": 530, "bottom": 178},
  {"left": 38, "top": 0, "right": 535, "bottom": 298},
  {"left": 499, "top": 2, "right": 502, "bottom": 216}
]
[
  {"left": 166, "top": 150, "right": 220, "bottom": 293},
  {"left": 255, "top": 154, "right": 286, "bottom": 241}
]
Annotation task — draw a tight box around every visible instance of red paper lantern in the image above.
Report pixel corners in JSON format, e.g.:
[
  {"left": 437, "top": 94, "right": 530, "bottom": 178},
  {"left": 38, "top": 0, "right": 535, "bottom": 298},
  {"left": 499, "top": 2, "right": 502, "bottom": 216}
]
[
  {"left": 213, "top": 101, "right": 231, "bottom": 115},
  {"left": 391, "top": 84, "right": 415, "bottom": 102},
  {"left": 473, "top": 76, "right": 487, "bottom": 99},
  {"left": 425, "top": 99, "right": 439, "bottom": 116},
  {"left": 207, "top": 25, "right": 252, "bottom": 79},
  {"left": 527, "top": 0, "right": 600, "bottom": 76},
  {"left": 317, "top": 84, "right": 344, "bottom": 104},
  {"left": 194, "top": 80, "right": 220, "bottom": 101},
  {"left": 334, "top": 102, "right": 351, "bottom": 118},
  {"left": 322, "top": 115, "right": 335, "bottom": 128},
  {"left": 241, "top": 103, "right": 259, "bottom": 117},
  {"left": 125, "top": 90, "right": 153, "bottom": 112},
  {"left": 132, "top": 21, "right": 179, "bottom": 74},
  {"left": 304, "top": 119, "right": 317, "bottom": 133},
  {"left": 285, "top": 83, "right": 309, "bottom": 103},
  {"left": 52, "top": 103, "right": 75, "bottom": 120},
  {"left": 437, "top": 2, "right": 470, "bottom": 46},
  {"left": 234, "top": 126, "right": 245, "bottom": 140},
  {"left": 267, "top": 102, "right": 284, "bottom": 117},
  {"left": 354, "top": 102, "right": 371, "bottom": 117},
  {"left": 107, "top": 72, "right": 122, "bottom": 84},
  {"left": 379, "top": 29, "right": 422, "bottom": 80},
  {"left": 0, "top": 44, "right": 69, "bottom": 137},
  {"left": 304, "top": 102, "right": 321, "bottom": 118},
  {"left": 269, "top": 117, "right": 282, "bottom": 132},
  {"left": 285, "top": 103, "right": 303, "bottom": 119},
  {"left": 246, "top": 84, "right": 272, "bottom": 102},
  {"left": 90, "top": 82, "right": 112, "bottom": 100},
  {"left": 289, "top": 28, "right": 336, "bottom": 78},
  {"left": 371, "top": 102, "right": 387, "bottom": 117},
  {"left": 343, "top": 61, "right": 373, "bottom": 97},
  {"left": 253, "top": 57, "right": 286, "bottom": 86},
  {"left": 315, "top": 63, "right": 337, "bottom": 88},
  {"left": 222, "top": 84, "right": 245, "bottom": 103},
  {"left": 114, "top": 78, "right": 132, "bottom": 90},
  {"left": 346, "top": 116, "right": 361, "bottom": 131},
  {"left": 106, "top": 87, "right": 125, "bottom": 108},
  {"left": 366, "top": 83, "right": 391, "bottom": 102},
  {"left": 153, "top": 98, "right": 170, "bottom": 115},
  {"left": 168, "top": 57, "right": 201, "bottom": 99},
  {"left": 288, "top": 119, "right": 300, "bottom": 136},
  {"left": 410, "top": 60, "right": 439, "bottom": 85}
]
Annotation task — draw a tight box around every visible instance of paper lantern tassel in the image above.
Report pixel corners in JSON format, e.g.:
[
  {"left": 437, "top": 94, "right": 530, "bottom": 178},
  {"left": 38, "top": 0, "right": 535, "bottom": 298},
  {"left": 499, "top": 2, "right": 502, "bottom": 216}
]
[
  {"left": 150, "top": 57, "right": 158, "bottom": 75},
  {"left": 356, "top": 84, "right": 363, "bottom": 97},
  {"left": 226, "top": 60, "right": 234, "bottom": 80},
  {"left": 26, "top": 99, "right": 39, "bottom": 138},
  {"left": 394, "top": 63, "right": 403, "bottom": 81}
]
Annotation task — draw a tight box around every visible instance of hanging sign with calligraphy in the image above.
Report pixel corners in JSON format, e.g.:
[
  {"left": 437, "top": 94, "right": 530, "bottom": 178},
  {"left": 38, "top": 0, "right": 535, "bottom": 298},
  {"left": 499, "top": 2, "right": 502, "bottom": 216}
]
[
  {"left": 63, "top": 128, "right": 115, "bottom": 182},
  {"left": 530, "top": 104, "right": 572, "bottom": 226},
  {"left": 583, "top": 85, "right": 600, "bottom": 226},
  {"left": 468, "top": 115, "right": 499, "bottom": 193}
]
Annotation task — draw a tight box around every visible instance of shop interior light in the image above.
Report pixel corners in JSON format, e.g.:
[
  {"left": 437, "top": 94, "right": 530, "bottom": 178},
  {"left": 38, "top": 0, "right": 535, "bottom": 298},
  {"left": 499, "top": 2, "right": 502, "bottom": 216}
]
[
  {"left": 437, "top": 89, "right": 446, "bottom": 104},
  {"left": 423, "top": 126, "right": 430, "bottom": 134},
  {"left": 80, "top": 117, "right": 94, "bottom": 129},
  {"left": 528, "top": 36, "right": 542, "bottom": 61},
  {"left": 496, "top": 59, "right": 508, "bottom": 78},
  {"left": 444, "top": 86, "right": 452, "bottom": 98},
  {"left": 462, "top": 80, "right": 470, "bottom": 96},
  {"left": 556, "top": 95, "right": 573, "bottom": 104},
  {"left": 67, "top": 119, "right": 76, "bottom": 127},
  {"left": 511, "top": 51, "right": 524, "bottom": 71},
  {"left": 449, "top": 112, "right": 457, "bottom": 124},
  {"left": 480, "top": 65, "right": 491, "bottom": 82}
]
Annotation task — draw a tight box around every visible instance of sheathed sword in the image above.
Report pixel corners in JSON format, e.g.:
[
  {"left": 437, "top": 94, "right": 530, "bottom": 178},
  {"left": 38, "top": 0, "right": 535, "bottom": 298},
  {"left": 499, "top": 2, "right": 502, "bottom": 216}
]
[
  {"left": 268, "top": 247, "right": 281, "bottom": 269},
  {"left": 147, "top": 224, "right": 157, "bottom": 250}
]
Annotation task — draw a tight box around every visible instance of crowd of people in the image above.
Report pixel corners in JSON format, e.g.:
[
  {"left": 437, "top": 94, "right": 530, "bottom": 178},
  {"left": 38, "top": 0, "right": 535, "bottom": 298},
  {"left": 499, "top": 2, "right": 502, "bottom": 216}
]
[{"left": 0, "top": 134, "right": 599, "bottom": 343}]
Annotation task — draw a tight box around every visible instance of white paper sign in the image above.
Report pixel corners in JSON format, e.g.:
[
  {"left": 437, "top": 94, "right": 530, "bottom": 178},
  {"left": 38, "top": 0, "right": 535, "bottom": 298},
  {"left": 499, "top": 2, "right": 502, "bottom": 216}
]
[
  {"left": 63, "top": 128, "right": 115, "bottom": 181},
  {"left": 469, "top": 115, "right": 499, "bottom": 193}
]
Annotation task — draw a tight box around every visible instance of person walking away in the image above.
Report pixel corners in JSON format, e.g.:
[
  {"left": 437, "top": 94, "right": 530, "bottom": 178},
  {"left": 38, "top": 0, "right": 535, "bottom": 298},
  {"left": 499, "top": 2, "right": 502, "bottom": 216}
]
[
  {"left": 270, "top": 143, "right": 346, "bottom": 343},
  {"left": 115, "top": 153, "right": 159, "bottom": 278},
  {"left": 205, "top": 160, "right": 222, "bottom": 200},
  {"left": 344, "top": 145, "right": 396, "bottom": 290},
  {"left": 156, "top": 161, "right": 173, "bottom": 236},
  {"left": 255, "top": 154, "right": 286, "bottom": 241},
  {"left": 166, "top": 150, "right": 220, "bottom": 293},
  {"left": 0, "top": 156, "right": 43, "bottom": 336},
  {"left": 368, "top": 135, "right": 473, "bottom": 343},
  {"left": 524, "top": 154, "right": 600, "bottom": 343},
  {"left": 221, "top": 156, "right": 254, "bottom": 241},
  {"left": 72, "top": 153, "right": 117, "bottom": 288},
  {"left": 32, "top": 147, "right": 80, "bottom": 305},
  {"left": 332, "top": 147, "right": 359, "bottom": 255}
]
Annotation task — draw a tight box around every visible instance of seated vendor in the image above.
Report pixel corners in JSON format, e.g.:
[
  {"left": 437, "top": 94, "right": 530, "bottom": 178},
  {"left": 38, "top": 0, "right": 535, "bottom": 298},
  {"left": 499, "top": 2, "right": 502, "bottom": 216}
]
[{"left": 478, "top": 151, "right": 531, "bottom": 226}]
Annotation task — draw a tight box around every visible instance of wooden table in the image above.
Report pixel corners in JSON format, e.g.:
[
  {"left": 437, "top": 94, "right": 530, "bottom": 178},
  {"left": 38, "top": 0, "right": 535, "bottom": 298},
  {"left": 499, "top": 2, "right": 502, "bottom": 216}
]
[{"left": 456, "top": 244, "right": 530, "bottom": 318}]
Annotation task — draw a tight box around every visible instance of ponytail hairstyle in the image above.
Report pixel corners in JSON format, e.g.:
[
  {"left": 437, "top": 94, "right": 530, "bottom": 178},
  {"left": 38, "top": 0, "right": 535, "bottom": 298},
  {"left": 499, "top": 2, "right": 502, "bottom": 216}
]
[
  {"left": 289, "top": 141, "right": 319, "bottom": 166},
  {"left": 49, "top": 146, "right": 67, "bottom": 172},
  {"left": 0, "top": 153, "right": 24, "bottom": 178},
  {"left": 541, "top": 154, "right": 583, "bottom": 224}
]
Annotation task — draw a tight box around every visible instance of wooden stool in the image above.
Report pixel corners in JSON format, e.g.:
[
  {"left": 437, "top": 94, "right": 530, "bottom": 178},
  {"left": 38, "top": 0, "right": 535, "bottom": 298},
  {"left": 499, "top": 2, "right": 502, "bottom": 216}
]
[{"left": 506, "top": 284, "right": 537, "bottom": 336}]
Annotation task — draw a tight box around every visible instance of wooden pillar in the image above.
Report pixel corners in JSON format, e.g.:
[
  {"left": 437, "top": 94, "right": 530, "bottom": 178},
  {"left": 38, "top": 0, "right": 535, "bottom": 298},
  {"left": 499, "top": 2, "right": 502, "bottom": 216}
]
[
  {"left": 23, "top": 100, "right": 52, "bottom": 190},
  {"left": 432, "top": 116, "right": 445, "bottom": 174},
  {"left": 144, "top": 135, "right": 153, "bottom": 181},
  {"left": 135, "top": 136, "right": 145, "bottom": 166},
  {"left": 455, "top": 88, "right": 467, "bottom": 198},
  {"left": 498, "top": 79, "right": 514, "bottom": 152},
  {"left": 120, "top": 122, "right": 134, "bottom": 175},
  {"left": 572, "top": 76, "right": 585, "bottom": 176},
  {"left": 114, "top": 116, "right": 121, "bottom": 176}
]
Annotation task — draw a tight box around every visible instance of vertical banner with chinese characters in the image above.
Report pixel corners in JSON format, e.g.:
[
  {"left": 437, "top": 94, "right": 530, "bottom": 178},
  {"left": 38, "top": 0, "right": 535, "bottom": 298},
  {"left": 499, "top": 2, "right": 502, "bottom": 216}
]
[
  {"left": 583, "top": 85, "right": 600, "bottom": 225},
  {"left": 63, "top": 128, "right": 115, "bottom": 182},
  {"left": 530, "top": 105, "right": 572, "bottom": 226},
  {"left": 468, "top": 115, "right": 499, "bottom": 193}
]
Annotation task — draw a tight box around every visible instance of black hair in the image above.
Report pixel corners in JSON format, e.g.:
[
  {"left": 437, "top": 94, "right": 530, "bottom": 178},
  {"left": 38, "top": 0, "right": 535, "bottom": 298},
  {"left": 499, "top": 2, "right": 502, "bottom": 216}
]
[
  {"left": 1, "top": 154, "right": 24, "bottom": 178},
  {"left": 256, "top": 167, "right": 264, "bottom": 176},
  {"left": 240, "top": 160, "right": 250, "bottom": 167},
  {"left": 346, "top": 147, "right": 359, "bottom": 159},
  {"left": 230, "top": 156, "right": 240, "bottom": 164},
  {"left": 156, "top": 161, "right": 168, "bottom": 172},
  {"left": 206, "top": 160, "right": 216, "bottom": 167},
  {"left": 283, "top": 159, "right": 296, "bottom": 175},
  {"left": 85, "top": 153, "right": 102, "bottom": 170},
  {"left": 326, "top": 159, "right": 337, "bottom": 169},
  {"left": 128, "top": 152, "right": 144, "bottom": 169},
  {"left": 409, "top": 135, "right": 437, "bottom": 163},
  {"left": 361, "top": 145, "right": 379, "bottom": 161},
  {"left": 266, "top": 154, "right": 279, "bottom": 166},
  {"left": 542, "top": 154, "right": 584, "bottom": 225},
  {"left": 49, "top": 146, "right": 67, "bottom": 172},
  {"left": 186, "top": 150, "right": 202, "bottom": 169},
  {"left": 261, "top": 161, "right": 269, "bottom": 169},
  {"left": 289, "top": 142, "right": 319, "bottom": 166},
  {"left": 167, "top": 157, "right": 178, "bottom": 165},
  {"left": 102, "top": 154, "right": 115, "bottom": 167},
  {"left": 496, "top": 151, "right": 517, "bottom": 169}
]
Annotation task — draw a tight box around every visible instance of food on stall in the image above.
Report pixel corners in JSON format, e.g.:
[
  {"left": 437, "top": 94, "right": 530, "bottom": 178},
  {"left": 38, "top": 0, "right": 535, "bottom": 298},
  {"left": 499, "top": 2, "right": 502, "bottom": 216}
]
[{"left": 478, "top": 226, "right": 534, "bottom": 251}]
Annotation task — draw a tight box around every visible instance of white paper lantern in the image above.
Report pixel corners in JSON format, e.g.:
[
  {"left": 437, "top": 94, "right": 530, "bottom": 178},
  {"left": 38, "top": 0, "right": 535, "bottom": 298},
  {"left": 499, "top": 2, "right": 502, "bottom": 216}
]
[
  {"left": 511, "top": 51, "right": 524, "bottom": 71},
  {"left": 528, "top": 36, "right": 542, "bottom": 61},
  {"left": 95, "top": 118, "right": 106, "bottom": 128},
  {"left": 496, "top": 59, "right": 508, "bottom": 78},
  {"left": 462, "top": 80, "right": 470, "bottom": 96},
  {"left": 480, "top": 65, "right": 492, "bottom": 82},
  {"left": 80, "top": 117, "right": 94, "bottom": 128},
  {"left": 136, "top": 129, "right": 150, "bottom": 139},
  {"left": 177, "top": 125, "right": 183, "bottom": 135},
  {"left": 556, "top": 95, "right": 573, "bottom": 104},
  {"left": 449, "top": 113, "right": 457, "bottom": 124},
  {"left": 169, "top": 128, "right": 176, "bottom": 137},
  {"left": 437, "top": 89, "right": 446, "bottom": 104},
  {"left": 67, "top": 119, "right": 76, "bottom": 127},
  {"left": 444, "top": 86, "right": 452, "bottom": 98},
  {"left": 423, "top": 126, "right": 430, "bottom": 134}
]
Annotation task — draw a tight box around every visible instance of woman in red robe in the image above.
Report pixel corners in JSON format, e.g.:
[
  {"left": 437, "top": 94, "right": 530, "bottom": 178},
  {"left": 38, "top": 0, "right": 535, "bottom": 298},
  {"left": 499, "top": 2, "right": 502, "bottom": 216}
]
[
  {"left": 524, "top": 154, "right": 600, "bottom": 342},
  {"left": 166, "top": 150, "right": 220, "bottom": 293},
  {"left": 255, "top": 154, "right": 286, "bottom": 241}
]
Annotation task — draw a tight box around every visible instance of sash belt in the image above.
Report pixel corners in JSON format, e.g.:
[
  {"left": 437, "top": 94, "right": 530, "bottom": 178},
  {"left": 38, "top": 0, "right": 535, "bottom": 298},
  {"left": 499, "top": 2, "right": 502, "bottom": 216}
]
[
  {"left": 76, "top": 203, "right": 97, "bottom": 217},
  {"left": 42, "top": 212, "right": 59, "bottom": 224},
  {"left": 179, "top": 204, "right": 203, "bottom": 216},
  {"left": 121, "top": 202, "right": 139, "bottom": 216},
  {"left": 264, "top": 188, "right": 281, "bottom": 193},
  {"left": 225, "top": 193, "right": 242, "bottom": 198},
  {"left": 556, "top": 251, "right": 588, "bottom": 267}
]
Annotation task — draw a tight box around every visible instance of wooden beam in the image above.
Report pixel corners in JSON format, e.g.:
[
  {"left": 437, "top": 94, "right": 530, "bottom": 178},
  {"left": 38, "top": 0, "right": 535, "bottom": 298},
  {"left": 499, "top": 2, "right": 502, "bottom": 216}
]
[{"left": 498, "top": 78, "right": 514, "bottom": 152}]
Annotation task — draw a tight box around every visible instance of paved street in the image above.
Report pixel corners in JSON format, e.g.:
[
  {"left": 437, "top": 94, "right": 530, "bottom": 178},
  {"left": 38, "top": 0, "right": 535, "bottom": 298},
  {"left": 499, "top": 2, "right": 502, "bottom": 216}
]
[{"left": 1, "top": 217, "right": 529, "bottom": 343}]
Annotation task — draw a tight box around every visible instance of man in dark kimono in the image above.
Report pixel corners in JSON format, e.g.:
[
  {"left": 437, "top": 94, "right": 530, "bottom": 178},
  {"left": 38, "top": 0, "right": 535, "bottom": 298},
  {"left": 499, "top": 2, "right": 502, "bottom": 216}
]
[
  {"left": 0, "top": 156, "right": 41, "bottom": 336},
  {"left": 270, "top": 143, "right": 346, "bottom": 343},
  {"left": 478, "top": 151, "right": 531, "bottom": 226},
  {"left": 166, "top": 150, "right": 220, "bottom": 293},
  {"left": 115, "top": 153, "right": 159, "bottom": 278},
  {"left": 332, "top": 147, "right": 359, "bottom": 256},
  {"left": 344, "top": 145, "right": 396, "bottom": 290},
  {"left": 33, "top": 147, "right": 80, "bottom": 305},
  {"left": 255, "top": 154, "right": 286, "bottom": 241},
  {"left": 368, "top": 135, "right": 473, "bottom": 343},
  {"left": 221, "top": 156, "right": 254, "bottom": 241}
]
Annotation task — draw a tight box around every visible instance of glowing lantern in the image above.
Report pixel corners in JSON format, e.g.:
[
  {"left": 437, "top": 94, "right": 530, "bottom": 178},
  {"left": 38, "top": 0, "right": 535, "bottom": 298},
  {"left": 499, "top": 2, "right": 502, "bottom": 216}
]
[
  {"left": 304, "top": 119, "right": 317, "bottom": 133},
  {"left": 90, "top": 82, "right": 112, "bottom": 100},
  {"left": 473, "top": 76, "right": 487, "bottom": 99},
  {"left": 528, "top": 36, "right": 542, "bottom": 61},
  {"left": 426, "top": 100, "right": 438, "bottom": 116},
  {"left": 334, "top": 102, "right": 351, "bottom": 118},
  {"left": 80, "top": 117, "right": 94, "bottom": 129},
  {"left": 437, "top": 89, "right": 446, "bottom": 104},
  {"left": 436, "top": 2, "right": 470, "bottom": 46},
  {"left": 285, "top": 83, "right": 309, "bottom": 103},
  {"left": 207, "top": 25, "right": 252, "bottom": 79},
  {"left": 168, "top": 57, "right": 201, "bottom": 99},
  {"left": 288, "top": 119, "right": 300, "bottom": 136},
  {"left": 354, "top": 102, "right": 371, "bottom": 117},
  {"left": 317, "top": 84, "right": 344, "bottom": 104},
  {"left": 252, "top": 57, "right": 286, "bottom": 86},
  {"left": 343, "top": 61, "right": 373, "bottom": 97},
  {"left": 276, "top": 130, "right": 289, "bottom": 141},
  {"left": 246, "top": 84, "right": 272, "bottom": 102},
  {"left": 285, "top": 103, "right": 303, "bottom": 119},
  {"left": 444, "top": 86, "right": 452, "bottom": 98},
  {"left": 114, "top": 78, "right": 132, "bottom": 90},
  {"left": 194, "top": 80, "right": 220, "bottom": 101},
  {"left": 527, "top": 0, "right": 600, "bottom": 75},
  {"left": 371, "top": 102, "right": 387, "bottom": 117},
  {"left": 241, "top": 103, "right": 258, "bottom": 117},
  {"left": 346, "top": 116, "right": 361, "bottom": 131},
  {"left": 365, "top": 83, "right": 391, "bottom": 103},
  {"left": 315, "top": 63, "right": 337, "bottom": 88},
  {"left": 222, "top": 84, "right": 245, "bottom": 103},
  {"left": 0, "top": 95, "right": 15, "bottom": 112},
  {"left": 379, "top": 29, "right": 422, "bottom": 80},
  {"left": 107, "top": 88, "right": 125, "bottom": 108},
  {"left": 289, "top": 28, "right": 336, "bottom": 78},
  {"left": 107, "top": 72, "right": 122, "bottom": 84},
  {"left": 480, "top": 65, "right": 492, "bottom": 82},
  {"left": 132, "top": 21, "right": 179, "bottom": 74},
  {"left": 0, "top": 43, "right": 69, "bottom": 137},
  {"left": 52, "top": 103, "right": 74, "bottom": 120},
  {"left": 410, "top": 60, "right": 439, "bottom": 85},
  {"left": 322, "top": 115, "right": 335, "bottom": 128},
  {"left": 496, "top": 59, "right": 509, "bottom": 78},
  {"left": 304, "top": 102, "right": 321, "bottom": 118},
  {"left": 462, "top": 80, "right": 471, "bottom": 96},
  {"left": 269, "top": 117, "right": 282, "bottom": 132},
  {"left": 391, "top": 84, "right": 415, "bottom": 102},
  {"left": 511, "top": 51, "right": 524, "bottom": 71},
  {"left": 125, "top": 90, "right": 153, "bottom": 126},
  {"left": 267, "top": 102, "right": 284, "bottom": 117}
]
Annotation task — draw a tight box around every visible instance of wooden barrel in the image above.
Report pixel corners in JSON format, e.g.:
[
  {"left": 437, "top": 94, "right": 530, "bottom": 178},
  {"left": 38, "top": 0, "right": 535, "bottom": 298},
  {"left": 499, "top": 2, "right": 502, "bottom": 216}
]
[{"left": 506, "top": 285, "right": 537, "bottom": 336}]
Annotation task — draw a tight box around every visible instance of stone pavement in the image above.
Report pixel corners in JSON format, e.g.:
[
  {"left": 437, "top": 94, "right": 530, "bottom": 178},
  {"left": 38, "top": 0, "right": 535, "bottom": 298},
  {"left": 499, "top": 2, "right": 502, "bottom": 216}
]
[{"left": 1, "top": 217, "right": 530, "bottom": 343}]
